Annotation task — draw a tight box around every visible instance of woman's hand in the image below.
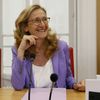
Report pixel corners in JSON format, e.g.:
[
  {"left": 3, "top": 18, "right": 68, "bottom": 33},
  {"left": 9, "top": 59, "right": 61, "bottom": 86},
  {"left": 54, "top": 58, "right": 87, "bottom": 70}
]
[
  {"left": 73, "top": 80, "right": 85, "bottom": 92},
  {"left": 17, "top": 35, "right": 38, "bottom": 60},
  {"left": 19, "top": 35, "right": 38, "bottom": 51}
]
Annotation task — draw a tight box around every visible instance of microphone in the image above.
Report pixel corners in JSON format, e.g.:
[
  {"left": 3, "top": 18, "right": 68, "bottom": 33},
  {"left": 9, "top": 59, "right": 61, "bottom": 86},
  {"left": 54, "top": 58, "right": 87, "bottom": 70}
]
[
  {"left": 49, "top": 73, "right": 58, "bottom": 100},
  {"left": 28, "top": 53, "right": 35, "bottom": 100}
]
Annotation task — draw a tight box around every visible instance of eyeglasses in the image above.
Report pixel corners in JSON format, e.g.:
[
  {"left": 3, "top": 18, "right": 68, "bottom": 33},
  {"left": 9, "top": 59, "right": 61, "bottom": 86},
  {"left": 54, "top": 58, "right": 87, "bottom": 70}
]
[{"left": 28, "top": 17, "right": 50, "bottom": 25}]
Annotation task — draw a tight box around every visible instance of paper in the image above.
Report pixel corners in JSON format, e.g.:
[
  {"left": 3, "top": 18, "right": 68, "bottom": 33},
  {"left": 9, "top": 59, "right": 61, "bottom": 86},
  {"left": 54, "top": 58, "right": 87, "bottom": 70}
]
[
  {"left": 21, "top": 88, "right": 66, "bottom": 100},
  {"left": 86, "top": 79, "right": 100, "bottom": 100}
]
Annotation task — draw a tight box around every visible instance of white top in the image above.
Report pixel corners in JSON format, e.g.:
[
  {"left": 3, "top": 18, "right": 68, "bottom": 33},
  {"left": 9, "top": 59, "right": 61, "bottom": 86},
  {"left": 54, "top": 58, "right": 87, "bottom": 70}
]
[{"left": 32, "top": 59, "right": 53, "bottom": 88}]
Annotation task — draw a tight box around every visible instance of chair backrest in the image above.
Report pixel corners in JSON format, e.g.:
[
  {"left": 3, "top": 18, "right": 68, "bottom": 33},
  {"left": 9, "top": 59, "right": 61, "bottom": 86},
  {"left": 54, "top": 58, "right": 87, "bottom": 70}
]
[
  {"left": 69, "top": 47, "right": 74, "bottom": 77},
  {"left": 0, "top": 48, "right": 1, "bottom": 87}
]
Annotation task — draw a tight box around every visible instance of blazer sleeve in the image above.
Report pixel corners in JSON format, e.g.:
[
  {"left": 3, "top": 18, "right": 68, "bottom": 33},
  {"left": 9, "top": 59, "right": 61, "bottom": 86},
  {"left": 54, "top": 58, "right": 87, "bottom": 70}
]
[
  {"left": 11, "top": 47, "right": 26, "bottom": 90},
  {"left": 63, "top": 43, "right": 75, "bottom": 88}
]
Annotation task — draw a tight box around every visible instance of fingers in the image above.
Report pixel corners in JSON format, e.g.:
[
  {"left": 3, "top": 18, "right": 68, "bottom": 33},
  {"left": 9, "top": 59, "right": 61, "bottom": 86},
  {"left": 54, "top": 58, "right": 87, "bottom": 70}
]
[
  {"left": 24, "top": 35, "right": 38, "bottom": 46},
  {"left": 73, "top": 82, "right": 85, "bottom": 92},
  {"left": 77, "top": 85, "right": 85, "bottom": 92},
  {"left": 19, "top": 35, "right": 38, "bottom": 51}
]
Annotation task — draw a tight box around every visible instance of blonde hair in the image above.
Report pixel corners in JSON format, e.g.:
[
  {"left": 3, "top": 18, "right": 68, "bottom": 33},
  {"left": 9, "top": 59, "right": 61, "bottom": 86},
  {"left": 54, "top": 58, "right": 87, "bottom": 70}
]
[{"left": 14, "top": 4, "right": 58, "bottom": 59}]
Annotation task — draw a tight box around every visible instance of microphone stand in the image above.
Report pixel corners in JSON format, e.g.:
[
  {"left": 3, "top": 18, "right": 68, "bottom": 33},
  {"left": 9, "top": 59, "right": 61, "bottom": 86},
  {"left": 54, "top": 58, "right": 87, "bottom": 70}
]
[
  {"left": 28, "top": 64, "right": 32, "bottom": 100},
  {"left": 49, "top": 73, "right": 58, "bottom": 100},
  {"left": 49, "top": 82, "right": 55, "bottom": 100}
]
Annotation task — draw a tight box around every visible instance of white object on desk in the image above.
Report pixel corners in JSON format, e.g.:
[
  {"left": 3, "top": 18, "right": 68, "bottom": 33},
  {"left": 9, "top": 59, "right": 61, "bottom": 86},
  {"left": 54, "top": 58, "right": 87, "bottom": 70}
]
[
  {"left": 86, "top": 79, "right": 100, "bottom": 100},
  {"left": 96, "top": 75, "right": 100, "bottom": 79},
  {"left": 21, "top": 88, "right": 66, "bottom": 100}
]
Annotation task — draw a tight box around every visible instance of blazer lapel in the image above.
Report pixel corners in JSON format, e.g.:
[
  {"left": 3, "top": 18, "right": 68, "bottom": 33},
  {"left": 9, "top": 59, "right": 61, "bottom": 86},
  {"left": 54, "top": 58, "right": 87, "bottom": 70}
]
[
  {"left": 52, "top": 52, "right": 59, "bottom": 87},
  {"left": 26, "top": 61, "right": 35, "bottom": 87}
]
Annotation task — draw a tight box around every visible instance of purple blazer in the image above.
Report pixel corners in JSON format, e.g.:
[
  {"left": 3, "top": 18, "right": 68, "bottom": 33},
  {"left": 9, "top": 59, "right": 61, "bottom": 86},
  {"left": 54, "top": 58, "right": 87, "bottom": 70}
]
[{"left": 11, "top": 40, "right": 75, "bottom": 90}]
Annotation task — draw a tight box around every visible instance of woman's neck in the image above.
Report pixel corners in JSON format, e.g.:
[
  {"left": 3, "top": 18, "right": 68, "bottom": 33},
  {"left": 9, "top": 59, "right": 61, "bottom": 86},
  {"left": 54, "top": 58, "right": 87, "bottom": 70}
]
[{"left": 35, "top": 38, "right": 46, "bottom": 52}]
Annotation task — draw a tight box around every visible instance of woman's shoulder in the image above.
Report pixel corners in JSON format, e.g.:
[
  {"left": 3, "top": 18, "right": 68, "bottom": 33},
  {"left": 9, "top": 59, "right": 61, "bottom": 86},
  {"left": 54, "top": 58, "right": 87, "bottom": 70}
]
[{"left": 57, "top": 40, "right": 69, "bottom": 49}]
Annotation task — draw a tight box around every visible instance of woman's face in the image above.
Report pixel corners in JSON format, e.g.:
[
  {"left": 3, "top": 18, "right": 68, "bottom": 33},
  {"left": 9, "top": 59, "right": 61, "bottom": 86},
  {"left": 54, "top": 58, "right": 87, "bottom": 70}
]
[{"left": 26, "top": 9, "right": 49, "bottom": 39}]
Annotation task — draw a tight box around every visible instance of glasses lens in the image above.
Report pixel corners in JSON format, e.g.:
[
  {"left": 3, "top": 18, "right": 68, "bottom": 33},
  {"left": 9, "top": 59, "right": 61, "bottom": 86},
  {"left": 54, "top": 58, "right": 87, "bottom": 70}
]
[
  {"left": 42, "top": 17, "right": 50, "bottom": 22},
  {"left": 28, "top": 17, "right": 50, "bottom": 25}
]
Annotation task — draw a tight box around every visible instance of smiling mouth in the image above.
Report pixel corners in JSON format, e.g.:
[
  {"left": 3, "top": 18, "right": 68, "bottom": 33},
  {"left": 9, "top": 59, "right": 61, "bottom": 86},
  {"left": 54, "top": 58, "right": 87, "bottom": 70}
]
[{"left": 36, "top": 29, "right": 47, "bottom": 32}]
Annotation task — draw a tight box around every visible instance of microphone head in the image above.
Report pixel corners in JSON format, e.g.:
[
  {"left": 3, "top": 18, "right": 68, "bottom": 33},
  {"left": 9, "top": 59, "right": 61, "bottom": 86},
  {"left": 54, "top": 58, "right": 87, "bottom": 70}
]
[{"left": 50, "top": 73, "right": 58, "bottom": 82}]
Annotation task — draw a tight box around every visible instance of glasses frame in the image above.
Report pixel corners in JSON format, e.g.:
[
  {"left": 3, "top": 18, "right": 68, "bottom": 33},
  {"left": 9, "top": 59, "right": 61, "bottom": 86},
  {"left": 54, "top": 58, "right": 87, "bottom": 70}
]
[{"left": 28, "top": 17, "right": 50, "bottom": 25}]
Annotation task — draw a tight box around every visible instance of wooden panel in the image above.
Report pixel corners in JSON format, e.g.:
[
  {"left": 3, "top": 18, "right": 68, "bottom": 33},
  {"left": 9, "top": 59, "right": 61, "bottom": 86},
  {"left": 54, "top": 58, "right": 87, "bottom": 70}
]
[
  {"left": 97, "top": 0, "right": 100, "bottom": 74},
  {"left": 0, "top": 49, "right": 1, "bottom": 87}
]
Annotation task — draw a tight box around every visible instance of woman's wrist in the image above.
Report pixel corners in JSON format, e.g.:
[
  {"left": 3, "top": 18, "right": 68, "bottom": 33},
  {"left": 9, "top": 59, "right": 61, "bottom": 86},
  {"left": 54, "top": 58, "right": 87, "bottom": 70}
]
[
  {"left": 17, "top": 48, "right": 25, "bottom": 61},
  {"left": 73, "top": 83, "right": 78, "bottom": 90}
]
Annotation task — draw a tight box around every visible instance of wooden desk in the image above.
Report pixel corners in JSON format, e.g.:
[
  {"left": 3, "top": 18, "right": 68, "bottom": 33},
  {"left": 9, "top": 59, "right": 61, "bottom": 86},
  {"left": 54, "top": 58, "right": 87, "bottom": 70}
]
[
  {"left": 0, "top": 88, "right": 85, "bottom": 100},
  {"left": 67, "top": 89, "right": 85, "bottom": 100}
]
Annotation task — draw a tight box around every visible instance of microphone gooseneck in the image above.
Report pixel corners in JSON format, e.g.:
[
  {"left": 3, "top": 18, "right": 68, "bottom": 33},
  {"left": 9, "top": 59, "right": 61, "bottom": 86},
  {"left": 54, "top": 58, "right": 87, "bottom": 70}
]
[{"left": 49, "top": 73, "right": 58, "bottom": 100}]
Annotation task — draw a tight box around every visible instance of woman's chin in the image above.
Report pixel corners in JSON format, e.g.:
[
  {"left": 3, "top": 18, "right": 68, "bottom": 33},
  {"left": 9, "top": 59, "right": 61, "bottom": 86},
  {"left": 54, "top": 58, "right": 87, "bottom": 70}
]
[{"left": 36, "top": 34, "right": 47, "bottom": 39}]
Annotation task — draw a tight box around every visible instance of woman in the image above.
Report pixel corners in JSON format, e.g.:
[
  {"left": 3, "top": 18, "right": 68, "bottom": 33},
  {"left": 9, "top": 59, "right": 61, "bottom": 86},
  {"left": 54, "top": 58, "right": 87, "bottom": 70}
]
[{"left": 11, "top": 4, "right": 85, "bottom": 91}]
